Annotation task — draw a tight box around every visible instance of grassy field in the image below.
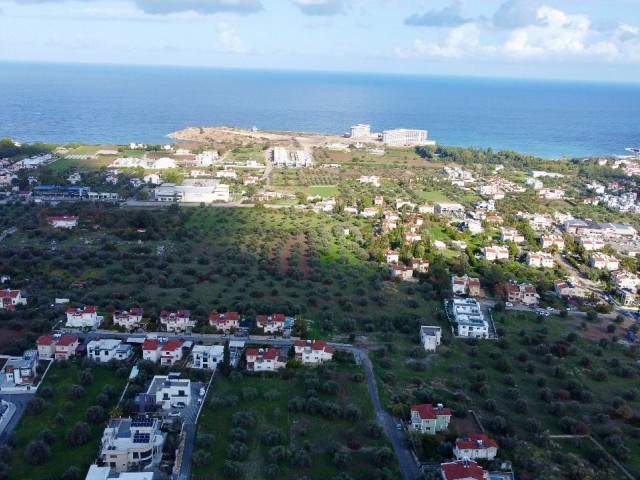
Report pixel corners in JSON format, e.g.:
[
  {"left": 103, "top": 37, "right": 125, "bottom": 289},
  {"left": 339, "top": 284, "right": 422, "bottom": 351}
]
[
  {"left": 308, "top": 185, "right": 338, "bottom": 197},
  {"left": 193, "top": 361, "right": 399, "bottom": 480},
  {"left": 49, "top": 156, "right": 114, "bottom": 173},
  {"left": 370, "top": 308, "right": 640, "bottom": 479},
  {"left": 419, "top": 191, "right": 450, "bottom": 203},
  {"left": 8, "top": 361, "right": 127, "bottom": 479}
]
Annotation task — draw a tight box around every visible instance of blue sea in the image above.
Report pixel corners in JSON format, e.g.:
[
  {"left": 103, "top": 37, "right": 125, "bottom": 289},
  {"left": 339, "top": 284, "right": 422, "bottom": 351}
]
[{"left": 1, "top": 61, "right": 639, "bottom": 159}]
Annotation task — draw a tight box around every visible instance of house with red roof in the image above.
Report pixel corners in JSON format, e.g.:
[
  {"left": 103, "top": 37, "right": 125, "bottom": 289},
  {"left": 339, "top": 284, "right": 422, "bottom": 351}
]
[
  {"left": 36, "top": 335, "right": 55, "bottom": 359},
  {"left": 410, "top": 403, "right": 452, "bottom": 435},
  {"left": 47, "top": 215, "right": 78, "bottom": 229},
  {"left": 142, "top": 339, "right": 161, "bottom": 363},
  {"left": 385, "top": 250, "right": 400, "bottom": 264},
  {"left": 441, "top": 459, "right": 489, "bottom": 480},
  {"left": 506, "top": 282, "right": 539, "bottom": 306},
  {"left": 65, "top": 305, "right": 101, "bottom": 328},
  {"left": 389, "top": 264, "right": 413, "bottom": 281},
  {"left": 113, "top": 308, "right": 144, "bottom": 330},
  {"left": 453, "top": 434, "right": 499, "bottom": 461},
  {"left": 256, "top": 314, "right": 286, "bottom": 334},
  {"left": 159, "top": 310, "right": 194, "bottom": 333},
  {"left": 0, "top": 289, "right": 27, "bottom": 310},
  {"left": 160, "top": 340, "right": 183, "bottom": 366},
  {"left": 209, "top": 312, "right": 240, "bottom": 332},
  {"left": 246, "top": 348, "right": 287, "bottom": 372},
  {"left": 54, "top": 335, "right": 80, "bottom": 360},
  {"left": 412, "top": 258, "right": 429, "bottom": 274},
  {"left": 293, "top": 340, "right": 334, "bottom": 365}
]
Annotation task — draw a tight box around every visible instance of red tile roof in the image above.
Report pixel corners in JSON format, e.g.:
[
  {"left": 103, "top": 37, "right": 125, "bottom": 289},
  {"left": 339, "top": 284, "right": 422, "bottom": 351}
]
[
  {"left": 411, "top": 403, "right": 451, "bottom": 420},
  {"left": 161, "top": 340, "right": 183, "bottom": 352},
  {"left": 455, "top": 434, "right": 498, "bottom": 451},
  {"left": 441, "top": 460, "right": 487, "bottom": 480},
  {"left": 0, "top": 289, "right": 20, "bottom": 298},
  {"left": 209, "top": 311, "right": 240, "bottom": 322},
  {"left": 142, "top": 339, "right": 158, "bottom": 350},
  {"left": 246, "top": 348, "right": 281, "bottom": 360},
  {"left": 256, "top": 314, "right": 285, "bottom": 324},
  {"left": 65, "top": 305, "right": 97, "bottom": 315},
  {"left": 36, "top": 335, "right": 54, "bottom": 346},
  {"left": 56, "top": 335, "right": 78, "bottom": 347}
]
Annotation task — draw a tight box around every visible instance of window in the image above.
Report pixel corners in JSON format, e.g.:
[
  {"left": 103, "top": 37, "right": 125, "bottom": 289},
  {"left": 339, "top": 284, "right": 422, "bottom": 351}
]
[
  {"left": 133, "top": 452, "right": 139, "bottom": 459},
  {"left": 110, "top": 462, "right": 116, "bottom": 468}
]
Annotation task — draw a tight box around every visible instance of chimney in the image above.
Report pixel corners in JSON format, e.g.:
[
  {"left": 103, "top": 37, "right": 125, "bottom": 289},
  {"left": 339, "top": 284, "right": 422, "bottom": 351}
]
[{"left": 437, "top": 403, "right": 443, "bottom": 412}]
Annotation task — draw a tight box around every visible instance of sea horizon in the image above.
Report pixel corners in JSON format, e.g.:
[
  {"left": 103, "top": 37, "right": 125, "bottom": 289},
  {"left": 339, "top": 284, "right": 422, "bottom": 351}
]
[{"left": 1, "top": 61, "right": 639, "bottom": 159}]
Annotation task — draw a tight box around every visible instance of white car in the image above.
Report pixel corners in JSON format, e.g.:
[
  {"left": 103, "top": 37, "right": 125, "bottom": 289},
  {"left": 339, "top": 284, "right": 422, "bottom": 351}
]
[
  {"left": 505, "top": 302, "right": 514, "bottom": 307},
  {"left": 546, "top": 307, "right": 554, "bottom": 311},
  {"left": 168, "top": 411, "right": 181, "bottom": 417}
]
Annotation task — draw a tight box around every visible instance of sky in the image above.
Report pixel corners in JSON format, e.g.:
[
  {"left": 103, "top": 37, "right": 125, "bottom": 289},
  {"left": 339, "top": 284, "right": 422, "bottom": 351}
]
[{"left": 1, "top": 0, "right": 640, "bottom": 81}]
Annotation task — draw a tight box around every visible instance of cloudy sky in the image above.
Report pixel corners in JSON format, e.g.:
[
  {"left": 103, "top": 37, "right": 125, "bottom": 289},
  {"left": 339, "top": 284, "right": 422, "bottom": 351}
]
[{"left": 2, "top": 0, "right": 640, "bottom": 81}]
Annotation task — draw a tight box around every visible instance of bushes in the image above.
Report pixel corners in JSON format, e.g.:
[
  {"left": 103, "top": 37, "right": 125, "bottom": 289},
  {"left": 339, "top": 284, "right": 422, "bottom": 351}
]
[
  {"left": 24, "top": 440, "right": 51, "bottom": 465},
  {"left": 65, "top": 422, "right": 92, "bottom": 447}
]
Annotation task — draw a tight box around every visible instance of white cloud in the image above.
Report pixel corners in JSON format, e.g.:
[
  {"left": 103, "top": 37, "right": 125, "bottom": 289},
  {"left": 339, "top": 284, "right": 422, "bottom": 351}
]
[{"left": 214, "top": 22, "right": 251, "bottom": 53}]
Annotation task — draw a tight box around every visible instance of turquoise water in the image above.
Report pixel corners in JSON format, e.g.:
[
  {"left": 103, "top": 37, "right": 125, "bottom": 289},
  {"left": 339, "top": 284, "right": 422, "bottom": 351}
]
[{"left": 1, "top": 61, "right": 639, "bottom": 159}]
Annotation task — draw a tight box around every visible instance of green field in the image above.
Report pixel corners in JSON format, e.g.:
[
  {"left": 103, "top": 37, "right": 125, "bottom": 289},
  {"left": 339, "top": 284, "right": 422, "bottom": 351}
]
[
  {"left": 308, "top": 185, "right": 338, "bottom": 197},
  {"left": 419, "top": 191, "right": 450, "bottom": 202},
  {"left": 8, "top": 361, "right": 127, "bottom": 479},
  {"left": 193, "top": 361, "right": 399, "bottom": 480}
]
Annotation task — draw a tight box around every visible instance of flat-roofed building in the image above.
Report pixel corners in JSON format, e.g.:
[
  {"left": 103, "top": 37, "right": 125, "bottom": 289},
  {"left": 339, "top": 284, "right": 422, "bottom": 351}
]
[
  {"left": 145, "top": 375, "right": 192, "bottom": 410},
  {"left": 382, "top": 128, "right": 435, "bottom": 146},
  {"left": 153, "top": 181, "right": 230, "bottom": 203},
  {"left": 98, "top": 417, "right": 164, "bottom": 472},
  {"left": 420, "top": 326, "right": 442, "bottom": 351}
]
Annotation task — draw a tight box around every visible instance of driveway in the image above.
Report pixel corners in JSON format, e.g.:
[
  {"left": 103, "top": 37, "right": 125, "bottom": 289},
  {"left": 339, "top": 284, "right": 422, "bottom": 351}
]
[{"left": 0, "top": 393, "right": 34, "bottom": 445}]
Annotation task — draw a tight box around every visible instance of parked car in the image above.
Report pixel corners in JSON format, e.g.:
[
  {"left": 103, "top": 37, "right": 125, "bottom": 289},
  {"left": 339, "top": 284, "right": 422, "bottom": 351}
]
[
  {"left": 505, "top": 302, "right": 514, "bottom": 307},
  {"left": 168, "top": 411, "right": 181, "bottom": 417},
  {"left": 546, "top": 307, "right": 554, "bottom": 311},
  {"left": 172, "top": 402, "right": 186, "bottom": 409}
]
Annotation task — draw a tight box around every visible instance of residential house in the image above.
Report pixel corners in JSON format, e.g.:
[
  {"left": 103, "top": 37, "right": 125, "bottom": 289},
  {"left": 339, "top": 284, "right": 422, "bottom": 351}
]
[
  {"left": 256, "top": 314, "right": 287, "bottom": 334},
  {"left": 374, "top": 195, "right": 384, "bottom": 206},
  {"left": 385, "top": 250, "right": 400, "bottom": 264},
  {"left": 420, "top": 326, "right": 442, "bottom": 351},
  {"left": 403, "top": 232, "right": 422, "bottom": 243},
  {"left": 540, "top": 236, "right": 565, "bottom": 250},
  {"left": 451, "top": 298, "right": 488, "bottom": 338},
  {"left": 451, "top": 275, "right": 481, "bottom": 296},
  {"left": 159, "top": 310, "right": 194, "bottom": 333},
  {"left": 435, "top": 202, "right": 465, "bottom": 215},
  {"left": 506, "top": 282, "right": 539, "bottom": 306},
  {"left": 142, "top": 339, "right": 162, "bottom": 363},
  {"left": 208, "top": 311, "right": 240, "bottom": 332},
  {"left": 412, "top": 258, "right": 429, "bottom": 273},
  {"left": 410, "top": 403, "right": 451, "bottom": 434},
  {"left": 144, "top": 375, "right": 192, "bottom": 409},
  {"left": 0, "top": 289, "right": 27, "bottom": 310},
  {"left": 554, "top": 279, "right": 586, "bottom": 298},
  {"left": 98, "top": 417, "right": 164, "bottom": 472},
  {"left": 482, "top": 246, "right": 509, "bottom": 262},
  {"left": 611, "top": 270, "right": 640, "bottom": 290},
  {"left": 500, "top": 228, "right": 525, "bottom": 244},
  {"left": 47, "top": 215, "right": 78, "bottom": 228},
  {"left": 294, "top": 340, "right": 334, "bottom": 365},
  {"left": 485, "top": 214, "right": 503, "bottom": 224},
  {"left": 579, "top": 237, "right": 606, "bottom": 251},
  {"left": 159, "top": 340, "right": 183, "bottom": 366},
  {"left": 396, "top": 198, "right": 416, "bottom": 210},
  {"left": 359, "top": 175, "right": 380, "bottom": 187},
  {"left": 360, "top": 207, "right": 378, "bottom": 218},
  {"left": 441, "top": 460, "right": 489, "bottom": 480},
  {"left": 3, "top": 350, "right": 39, "bottom": 386},
  {"left": 418, "top": 203, "right": 434, "bottom": 214},
  {"left": 87, "top": 339, "right": 132, "bottom": 363},
  {"left": 53, "top": 335, "right": 79, "bottom": 360},
  {"left": 189, "top": 344, "right": 224, "bottom": 371},
  {"left": 65, "top": 305, "right": 101, "bottom": 328},
  {"left": 389, "top": 264, "right": 413, "bottom": 281},
  {"left": 538, "top": 188, "right": 565, "bottom": 200},
  {"left": 525, "top": 251, "right": 555, "bottom": 268},
  {"left": 36, "top": 335, "right": 55, "bottom": 359},
  {"left": 112, "top": 308, "right": 144, "bottom": 330},
  {"left": 460, "top": 220, "right": 484, "bottom": 235},
  {"left": 246, "top": 348, "right": 287, "bottom": 372},
  {"left": 588, "top": 254, "right": 619, "bottom": 270},
  {"left": 453, "top": 434, "right": 499, "bottom": 461},
  {"left": 617, "top": 288, "right": 640, "bottom": 306}
]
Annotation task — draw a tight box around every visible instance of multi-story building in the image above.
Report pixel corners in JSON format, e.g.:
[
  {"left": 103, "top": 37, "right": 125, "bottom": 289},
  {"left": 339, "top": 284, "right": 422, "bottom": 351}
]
[
  {"left": 208, "top": 312, "right": 240, "bottom": 332},
  {"left": 350, "top": 124, "right": 371, "bottom": 139},
  {"left": 385, "top": 250, "right": 400, "bottom": 264},
  {"left": 419, "top": 326, "right": 442, "bottom": 351},
  {"left": 506, "top": 282, "right": 539, "bottom": 306},
  {"left": 0, "top": 289, "right": 27, "bottom": 310},
  {"left": 450, "top": 298, "right": 488, "bottom": 338},
  {"left": 588, "top": 254, "right": 619, "bottom": 270},
  {"left": 382, "top": 128, "right": 434, "bottom": 146},
  {"left": 145, "top": 375, "right": 192, "bottom": 409},
  {"left": 3, "top": 350, "right": 38, "bottom": 386},
  {"left": 142, "top": 339, "right": 162, "bottom": 363},
  {"left": 412, "top": 258, "right": 429, "bottom": 273},
  {"left": 256, "top": 314, "right": 287, "bottom": 334},
  {"left": 159, "top": 310, "right": 194, "bottom": 333},
  {"left": 418, "top": 203, "right": 434, "bottom": 214},
  {"left": 159, "top": 340, "right": 183, "bottom": 366},
  {"left": 482, "top": 246, "right": 509, "bottom": 262},
  {"left": 453, "top": 434, "right": 499, "bottom": 461},
  {"left": 540, "top": 236, "right": 565, "bottom": 250},
  {"left": 579, "top": 237, "right": 606, "bottom": 251},
  {"left": 611, "top": 270, "right": 640, "bottom": 290},
  {"left": 525, "top": 251, "right": 555, "bottom": 268},
  {"left": 99, "top": 417, "right": 164, "bottom": 472},
  {"left": 47, "top": 215, "right": 78, "bottom": 228},
  {"left": 246, "top": 348, "right": 287, "bottom": 372},
  {"left": 554, "top": 278, "right": 586, "bottom": 298},
  {"left": 409, "top": 403, "right": 451, "bottom": 434},
  {"left": 500, "top": 228, "right": 525, "bottom": 244},
  {"left": 451, "top": 275, "right": 481, "bottom": 296},
  {"left": 87, "top": 339, "right": 132, "bottom": 363},
  {"left": 389, "top": 264, "right": 413, "bottom": 281},
  {"left": 441, "top": 460, "right": 489, "bottom": 480},
  {"left": 293, "top": 340, "right": 334, "bottom": 365},
  {"left": 435, "top": 202, "right": 465, "bottom": 215},
  {"left": 112, "top": 308, "right": 143, "bottom": 330},
  {"left": 37, "top": 335, "right": 79, "bottom": 360},
  {"left": 189, "top": 344, "right": 224, "bottom": 371},
  {"left": 65, "top": 305, "right": 101, "bottom": 328}
]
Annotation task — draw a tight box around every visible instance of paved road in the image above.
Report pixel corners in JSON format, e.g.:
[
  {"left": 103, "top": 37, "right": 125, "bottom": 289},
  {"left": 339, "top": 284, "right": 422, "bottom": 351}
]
[
  {"left": 0, "top": 393, "right": 35, "bottom": 445},
  {"left": 176, "top": 423, "right": 197, "bottom": 480}
]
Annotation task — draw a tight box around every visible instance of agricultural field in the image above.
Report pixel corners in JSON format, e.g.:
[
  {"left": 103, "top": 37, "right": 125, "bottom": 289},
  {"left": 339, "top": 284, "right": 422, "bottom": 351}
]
[
  {"left": 6, "top": 361, "right": 127, "bottom": 480},
  {"left": 193, "top": 359, "right": 399, "bottom": 480},
  {"left": 369, "top": 308, "right": 640, "bottom": 480}
]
